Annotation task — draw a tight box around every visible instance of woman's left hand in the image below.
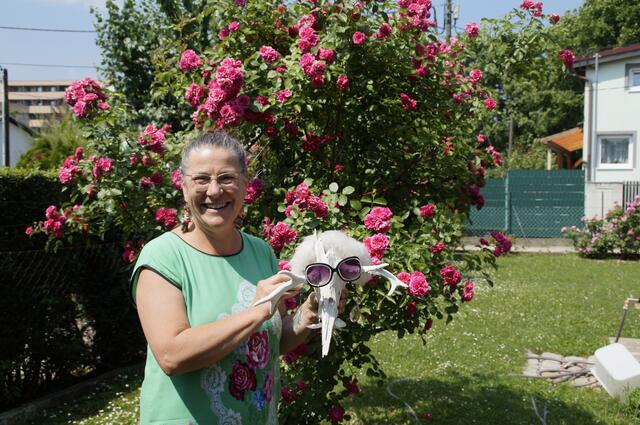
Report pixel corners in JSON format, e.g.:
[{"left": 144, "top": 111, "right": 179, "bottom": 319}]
[{"left": 293, "top": 287, "right": 349, "bottom": 333}]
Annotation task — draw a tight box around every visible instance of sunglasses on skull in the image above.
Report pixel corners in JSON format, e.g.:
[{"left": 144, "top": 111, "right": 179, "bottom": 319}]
[{"left": 304, "top": 256, "right": 362, "bottom": 287}]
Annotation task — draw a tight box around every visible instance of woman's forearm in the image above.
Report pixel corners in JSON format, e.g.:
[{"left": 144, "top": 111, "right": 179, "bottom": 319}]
[
  {"left": 279, "top": 309, "right": 312, "bottom": 354},
  {"left": 158, "top": 306, "right": 268, "bottom": 376}
]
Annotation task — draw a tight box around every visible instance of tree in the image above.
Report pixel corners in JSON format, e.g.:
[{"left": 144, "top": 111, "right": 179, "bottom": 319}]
[
  {"left": 32, "top": 0, "right": 522, "bottom": 422},
  {"left": 462, "top": 6, "right": 583, "bottom": 156},
  {"left": 15, "top": 113, "right": 87, "bottom": 171},
  {"left": 560, "top": 0, "right": 640, "bottom": 54}
]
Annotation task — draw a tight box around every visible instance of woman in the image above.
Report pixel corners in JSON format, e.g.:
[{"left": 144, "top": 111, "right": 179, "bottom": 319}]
[{"left": 132, "top": 131, "right": 323, "bottom": 424}]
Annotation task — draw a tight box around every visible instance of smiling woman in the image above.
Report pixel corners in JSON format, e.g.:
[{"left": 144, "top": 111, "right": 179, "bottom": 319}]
[{"left": 129, "top": 131, "right": 324, "bottom": 425}]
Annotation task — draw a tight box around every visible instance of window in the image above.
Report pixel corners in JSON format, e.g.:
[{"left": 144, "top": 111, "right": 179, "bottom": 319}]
[
  {"left": 598, "top": 134, "right": 634, "bottom": 169},
  {"left": 630, "top": 68, "right": 640, "bottom": 92}
]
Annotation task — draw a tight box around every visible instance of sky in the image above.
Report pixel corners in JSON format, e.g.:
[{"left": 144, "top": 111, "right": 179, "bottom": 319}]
[{"left": 0, "top": 0, "right": 584, "bottom": 82}]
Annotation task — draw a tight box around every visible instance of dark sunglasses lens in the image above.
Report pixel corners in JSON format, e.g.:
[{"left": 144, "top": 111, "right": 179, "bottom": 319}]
[
  {"left": 339, "top": 258, "right": 361, "bottom": 281},
  {"left": 306, "top": 265, "right": 332, "bottom": 287}
]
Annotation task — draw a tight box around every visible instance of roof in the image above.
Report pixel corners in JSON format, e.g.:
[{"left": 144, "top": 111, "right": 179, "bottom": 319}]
[
  {"left": 541, "top": 127, "right": 583, "bottom": 152},
  {"left": 573, "top": 43, "right": 640, "bottom": 69},
  {"left": 8, "top": 80, "right": 74, "bottom": 86}
]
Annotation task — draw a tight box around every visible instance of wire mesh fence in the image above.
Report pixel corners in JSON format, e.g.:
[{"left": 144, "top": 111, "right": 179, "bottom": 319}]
[
  {"left": 0, "top": 242, "right": 145, "bottom": 409},
  {"left": 465, "top": 170, "right": 585, "bottom": 238}
]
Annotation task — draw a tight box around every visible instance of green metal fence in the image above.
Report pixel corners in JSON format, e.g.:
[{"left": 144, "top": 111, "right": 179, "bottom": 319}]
[{"left": 466, "top": 170, "right": 584, "bottom": 238}]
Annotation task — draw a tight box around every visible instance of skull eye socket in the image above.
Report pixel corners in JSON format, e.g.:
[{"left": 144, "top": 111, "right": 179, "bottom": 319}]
[
  {"left": 306, "top": 264, "right": 332, "bottom": 287},
  {"left": 337, "top": 257, "right": 361, "bottom": 282}
]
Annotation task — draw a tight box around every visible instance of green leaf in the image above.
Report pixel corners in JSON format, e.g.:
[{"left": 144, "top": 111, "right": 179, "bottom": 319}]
[
  {"left": 338, "top": 194, "right": 348, "bottom": 206},
  {"left": 329, "top": 182, "right": 339, "bottom": 193},
  {"left": 349, "top": 199, "right": 362, "bottom": 210},
  {"left": 342, "top": 186, "right": 355, "bottom": 195}
]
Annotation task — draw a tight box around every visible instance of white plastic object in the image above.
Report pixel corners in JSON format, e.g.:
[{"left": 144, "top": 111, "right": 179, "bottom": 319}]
[{"left": 592, "top": 343, "right": 640, "bottom": 401}]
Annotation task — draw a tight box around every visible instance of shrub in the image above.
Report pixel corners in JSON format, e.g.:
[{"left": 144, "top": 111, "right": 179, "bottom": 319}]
[
  {"left": 20, "top": 0, "right": 577, "bottom": 422},
  {"left": 563, "top": 196, "right": 640, "bottom": 258}
]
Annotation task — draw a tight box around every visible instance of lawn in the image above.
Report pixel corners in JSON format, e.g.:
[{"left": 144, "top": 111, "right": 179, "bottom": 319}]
[{"left": 25, "top": 254, "right": 640, "bottom": 424}]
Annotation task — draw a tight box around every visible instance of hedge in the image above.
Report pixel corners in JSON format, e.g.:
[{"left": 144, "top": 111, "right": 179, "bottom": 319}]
[{"left": 0, "top": 168, "right": 145, "bottom": 410}]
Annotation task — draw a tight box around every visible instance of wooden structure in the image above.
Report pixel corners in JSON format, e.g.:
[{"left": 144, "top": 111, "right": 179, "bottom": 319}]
[{"left": 541, "top": 127, "right": 583, "bottom": 170}]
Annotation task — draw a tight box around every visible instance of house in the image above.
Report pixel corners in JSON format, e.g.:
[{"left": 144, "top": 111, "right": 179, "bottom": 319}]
[
  {"left": 573, "top": 43, "right": 640, "bottom": 218},
  {"left": 0, "top": 116, "right": 35, "bottom": 167}
]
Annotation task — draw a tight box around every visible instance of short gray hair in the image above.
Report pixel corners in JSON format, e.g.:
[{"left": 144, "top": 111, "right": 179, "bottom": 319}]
[{"left": 180, "top": 131, "right": 247, "bottom": 175}]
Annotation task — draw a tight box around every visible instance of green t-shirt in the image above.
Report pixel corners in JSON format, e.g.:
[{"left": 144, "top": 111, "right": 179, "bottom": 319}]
[{"left": 131, "top": 231, "right": 282, "bottom": 425}]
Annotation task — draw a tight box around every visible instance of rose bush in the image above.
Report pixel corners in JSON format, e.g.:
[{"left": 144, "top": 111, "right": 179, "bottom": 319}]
[
  {"left": 563, "top": 196, "right": 640, "bottom": 258},
  {"left": 19, "top": 0, "right": 569, "bottom": 422}
]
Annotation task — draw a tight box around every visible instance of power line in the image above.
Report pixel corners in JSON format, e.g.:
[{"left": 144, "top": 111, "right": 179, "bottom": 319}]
[
  {"left": 0, "top": 25, "right": 95, "bottom": 33},
  {"left": 0, "top": 62, "right": 96, "bottom": 69}
]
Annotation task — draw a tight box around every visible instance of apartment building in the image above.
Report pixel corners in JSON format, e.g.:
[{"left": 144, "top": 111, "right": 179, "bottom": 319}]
[{"left": 8, "top": 80, "right": 72, "bottom": 129}]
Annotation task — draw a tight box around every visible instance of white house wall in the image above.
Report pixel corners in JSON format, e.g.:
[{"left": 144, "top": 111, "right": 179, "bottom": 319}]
[{"left": 584, "top": 58, "right": 640, "bottom": 183}]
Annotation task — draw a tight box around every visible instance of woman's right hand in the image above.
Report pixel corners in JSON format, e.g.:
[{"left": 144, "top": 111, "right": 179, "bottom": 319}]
[{"left": 252, "top": 273, "right": 301, "bottom": 320}]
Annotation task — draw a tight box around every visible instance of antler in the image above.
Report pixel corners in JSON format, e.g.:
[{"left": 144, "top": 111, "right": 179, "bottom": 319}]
[
  {"left": 362, "top": 264, "right": 409, "bottom": 296},
  {"left": 252, "top": 270, "right": 305, "bottom": 315}
]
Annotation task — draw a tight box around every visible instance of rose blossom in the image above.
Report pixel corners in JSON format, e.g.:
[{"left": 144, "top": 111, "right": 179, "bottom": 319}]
[
  {"left": 419, "top": 204, "right": 435, "bottom": 219},
  {"left": 352, "top": 31, "right": 366, "bottom": 45},
  {"left": 483, "top": 97, "right": 497, "bottom": 110},
  {"left": 559, "top": 49, "right": 575, "bottom": 68},
  {"left": 440, "top": 264, "right": 461, "bottom": 286},
  {"left": 400, "top": 93, "right": 417, "bottom": 111},
  {"left": 229, "top": 360, "right": 257, "bottom": 400},
  {"left": 363, "top": 207, "right": 393, "bottom": 233},
  {"left": 275, "top": 88, "right": 292, "bottom": 103},
  {"left": 549, "top": 13, "right": 560, "bottom": 24},
  {"left": 469, "top": 69, "right": 482, "bottom": 83},
  {"left": 407, "top": 301, "right": 417, "bottom": 316},
  {"left": 179, "top": 49, "right": 201, "bottom": 72},
  {"left": 278, "top": 260, "right": 291, "bottom": 271},
  {"left": 408, "top": 271, "right": 429, "bottom": 297},
  {"left": 328, "top": 404, "right": 345, "bottom": 423},
  {"left": 430, "top": 242, "right": 445, "bottom": 254},
  {"left": 244, "top": 178, "right": 264, "bottom": 204},
  {"left": 364, "top": 233, "right": 390, "bottom": 259},
  {"left": 465, "top": 22, "right": 479, "bottom": 38},
  {"left": 344, "top": 379, "right": 360, "bottom": 394},
  {"left": 259, "top": 45, "right": 280, "bottom": 64},
  {"left": 461, "top": 280, "right": 474, "bottom": 302},
  {"left": 337, "top": 74, "right": 350, "bottom": 91},
  {"left": 318, "top": 48, "right": 336, "bottom": 64}
]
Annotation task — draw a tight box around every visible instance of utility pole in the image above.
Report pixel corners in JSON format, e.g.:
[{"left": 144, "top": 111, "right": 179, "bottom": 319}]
[
  {"left": 444, "top": 0, "right": 453, "bottom": 40},
  {"left": 1, "top": 67, "right": 9, "bottom": 167}
]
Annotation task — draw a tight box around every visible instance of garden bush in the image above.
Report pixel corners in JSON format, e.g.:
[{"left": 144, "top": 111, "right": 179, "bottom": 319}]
[
  {"left": 0, "top": 169, "right": 144, "bottom": 409},
  {"left": 25, "top": 0, "right": 571, "bottom": 422},
  {"left": 563, "top": 196, "right": 640, "bottom": 258}
]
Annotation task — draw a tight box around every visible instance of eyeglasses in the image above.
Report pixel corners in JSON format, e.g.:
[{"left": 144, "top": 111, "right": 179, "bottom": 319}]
[
  {"left": 184, "top": 172, "right": 242, "bottom": 191},
  {"left": 304, "top": 256, "right": 362, "bottom": 287}
]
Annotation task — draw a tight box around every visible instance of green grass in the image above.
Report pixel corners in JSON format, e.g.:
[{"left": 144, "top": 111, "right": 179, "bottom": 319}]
[{"left": 23, "top": 254, "right": 640, "bottom": 424}]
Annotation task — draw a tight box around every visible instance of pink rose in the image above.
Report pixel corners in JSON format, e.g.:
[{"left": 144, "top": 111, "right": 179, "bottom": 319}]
[
  {"left": 259, "top": 45, "right": 280, "bottom": 64},
  {"left": 245, "top": 330, "right": 270, "bottom": 369},
  {"left": 364, "top": 233, "right": 390, "bottom": 260},
  {"left": 465, "top": 22, "right": 479, "bottom": 38},
  {"left": 483, "top": 97, "right": 497, "bottom": 110},
  {"left": 337, "top": 74, "right": 350, "bottom": 91},
  {"left": 318, "top": 48, "right": 336, "bottom": 64},
  {"left": 229, "top": 360, "right": 257, "bottom": 400},
  {"left": 400, "top": 93, "right": 417, "bottom": 111},
  {"left": 408, "top": 271, "right": 429, "bottom": 297},
  {"left": 461, "top": 280, "right": 474, "bottom": 302},
  {"left": 328, "top": 404, "right": 345, "bottom": 423},
  {"left": 363, "top": 207, "right": 393, "bottom": 233},
  {"left": 352, "top": 31, "right": 366, "bottom": 45},
  {"left": 559, "top": 49, "right": 575, "bottom": 68},
  {"left": 419, "top": 204, "right": 435, "bottom": 219},
  {"left": 171, "top": 169, "right": 183, "bottom": 190},
  {"left": 278, "top": 260, "right": 291, "bottom": 271},
  {"left": 469, "top": 69, "right": 482, "bottom": 83},
  {"left": 275, "top": 88, "right": 292, "bottom": 103},
  {"left": 549, "top": 13, "right": 560, "bottom": 24},
  {"left": 440, "top": 264, "right": 461, "bottom": 286},
  {"left": 179, "top": 49, "right": 201, "bottom": 72},
  {"left": 344, "top": 379, "right": 360, "bottom": 394},
  {"left": 430, "top": 242, "right": 445, "bottom": 254},
  {"left": 244, "top": 178, "right": 264, "bottom": 204}
]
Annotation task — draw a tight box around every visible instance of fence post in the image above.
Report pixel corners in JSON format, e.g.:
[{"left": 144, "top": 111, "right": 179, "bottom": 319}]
[{"left": 505, "top": 172, "right": 511, "bottom": 234}]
